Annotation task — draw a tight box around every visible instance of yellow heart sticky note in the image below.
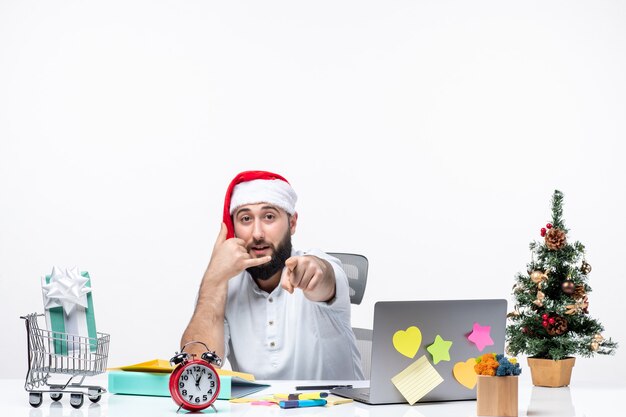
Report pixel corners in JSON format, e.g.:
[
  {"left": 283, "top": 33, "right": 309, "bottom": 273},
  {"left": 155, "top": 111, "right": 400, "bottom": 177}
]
[
  {"left": 392, "top": 326, "right": 422, "bottom": 358},
  {"left": 453, "top": 358, "right": 478, "bottom": 389}
]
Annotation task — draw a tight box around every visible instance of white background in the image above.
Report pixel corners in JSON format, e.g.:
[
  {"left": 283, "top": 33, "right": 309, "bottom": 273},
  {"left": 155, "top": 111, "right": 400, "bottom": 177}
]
[{"left": 1, "top": 1, "right": 624, "bottom": 383}]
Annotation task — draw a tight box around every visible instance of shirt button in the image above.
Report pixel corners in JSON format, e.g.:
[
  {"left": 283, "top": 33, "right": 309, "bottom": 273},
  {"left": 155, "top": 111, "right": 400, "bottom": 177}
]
[
  {"left": 268, "top": 321, "right": 274, "bottom": 326},
  {"left": 270, "top": 342, "right": 275, "bottom": 347},
  {"left": 268, "top": 297, "right": 273, "bottom": 303}
]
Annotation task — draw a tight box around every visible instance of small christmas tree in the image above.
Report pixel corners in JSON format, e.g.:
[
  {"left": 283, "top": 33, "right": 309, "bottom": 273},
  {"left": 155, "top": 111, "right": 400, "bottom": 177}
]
[{"left": 506, "top": 190, "right": 617, "bottom": 360}]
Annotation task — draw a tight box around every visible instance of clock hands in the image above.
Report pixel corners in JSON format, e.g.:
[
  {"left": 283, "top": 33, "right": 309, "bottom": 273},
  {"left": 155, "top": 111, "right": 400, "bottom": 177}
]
[{"left": 170, "top": 343, "right": 223, "bottom": 411}]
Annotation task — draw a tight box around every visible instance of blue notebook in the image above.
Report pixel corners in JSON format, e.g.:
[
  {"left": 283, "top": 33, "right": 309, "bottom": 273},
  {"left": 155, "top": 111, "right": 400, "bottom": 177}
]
[{"left": 108, "top": 371, "right": 270, "bottom": 399}]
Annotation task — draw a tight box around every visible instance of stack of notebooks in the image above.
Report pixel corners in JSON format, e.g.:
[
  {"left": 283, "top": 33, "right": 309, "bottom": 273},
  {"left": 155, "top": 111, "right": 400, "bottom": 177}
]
[{"left": 108, "top": 359, "right": 270, "bottom": 399}]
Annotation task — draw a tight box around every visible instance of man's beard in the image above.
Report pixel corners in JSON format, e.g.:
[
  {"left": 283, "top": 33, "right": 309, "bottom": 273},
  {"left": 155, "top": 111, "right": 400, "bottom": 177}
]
[{"left": 246, "top": 230, "right": 292, "bottom": 281}]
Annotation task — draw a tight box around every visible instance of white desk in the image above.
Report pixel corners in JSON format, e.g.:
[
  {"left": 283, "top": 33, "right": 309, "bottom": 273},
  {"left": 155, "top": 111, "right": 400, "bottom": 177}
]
[{"left": 1, "top": 373, "right": 624, "bottom": 417}]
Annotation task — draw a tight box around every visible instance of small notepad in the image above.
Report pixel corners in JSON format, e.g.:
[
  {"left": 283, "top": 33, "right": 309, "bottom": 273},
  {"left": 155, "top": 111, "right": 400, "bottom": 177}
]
[{"left": 391, "top": 355, "right": 444, "bottom": 405}]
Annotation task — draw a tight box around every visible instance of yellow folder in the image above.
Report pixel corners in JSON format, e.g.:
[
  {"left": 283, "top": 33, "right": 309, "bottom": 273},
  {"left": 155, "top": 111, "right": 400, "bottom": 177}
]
[{"left": 108, "top": 359, "right": 256, "bottom": 381}]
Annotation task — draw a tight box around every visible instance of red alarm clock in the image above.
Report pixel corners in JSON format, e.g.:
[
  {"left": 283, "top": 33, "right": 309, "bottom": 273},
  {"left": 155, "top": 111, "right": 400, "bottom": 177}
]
[{"left": 169, "top": 341, "right": 222, "bottom": 413}]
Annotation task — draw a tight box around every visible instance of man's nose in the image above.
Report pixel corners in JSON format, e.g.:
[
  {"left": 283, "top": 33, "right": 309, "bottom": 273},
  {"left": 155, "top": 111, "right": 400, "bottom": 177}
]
[{"left": 252, "top": 219, "right": 265, "bottom": 240}]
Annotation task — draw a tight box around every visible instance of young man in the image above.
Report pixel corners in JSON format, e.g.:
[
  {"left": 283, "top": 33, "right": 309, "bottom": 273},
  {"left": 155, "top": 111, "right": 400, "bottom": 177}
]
[{"left": 181, "top": 171, "right": 364, "bottom": 380}]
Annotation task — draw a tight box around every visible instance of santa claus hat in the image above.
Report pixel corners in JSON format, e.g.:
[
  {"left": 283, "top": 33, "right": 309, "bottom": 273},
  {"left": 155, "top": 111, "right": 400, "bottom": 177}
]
[{"left": 223, "top": 171, "right": 298, "bottom": 238}]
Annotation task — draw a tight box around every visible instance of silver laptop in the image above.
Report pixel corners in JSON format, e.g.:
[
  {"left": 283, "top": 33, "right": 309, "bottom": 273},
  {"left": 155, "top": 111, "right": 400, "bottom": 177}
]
[{"left": 332, "top": 299, "right": 507, "bottom": 405}]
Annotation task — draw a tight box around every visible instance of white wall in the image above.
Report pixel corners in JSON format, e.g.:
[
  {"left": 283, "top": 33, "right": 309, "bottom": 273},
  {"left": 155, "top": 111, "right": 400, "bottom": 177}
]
[{"left": 1, "top": 1, "right": 624, "bottom": 382}]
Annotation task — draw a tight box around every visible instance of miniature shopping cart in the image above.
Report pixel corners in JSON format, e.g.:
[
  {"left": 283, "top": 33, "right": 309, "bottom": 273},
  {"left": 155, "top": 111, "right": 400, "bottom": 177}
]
[{"left": 21, "top": 313, "right": 110, "bottom": 409}]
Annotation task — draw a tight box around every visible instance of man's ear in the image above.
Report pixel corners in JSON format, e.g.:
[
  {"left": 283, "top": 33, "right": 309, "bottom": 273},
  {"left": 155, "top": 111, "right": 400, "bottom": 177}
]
[{"left": 289, "top": 212, "right": 298, "bottom": 235}]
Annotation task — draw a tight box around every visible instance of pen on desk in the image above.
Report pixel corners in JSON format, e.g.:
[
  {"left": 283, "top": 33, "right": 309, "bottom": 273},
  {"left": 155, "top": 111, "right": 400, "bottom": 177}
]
[
  {"left": 295, "top": 384, "right": 353, "bottom": 390},
  {"left": 274, "top": 392, "right": 329, "bottom": 400},
  {"left": 279, "top": 399, "right": 327, "bottom": 409}
]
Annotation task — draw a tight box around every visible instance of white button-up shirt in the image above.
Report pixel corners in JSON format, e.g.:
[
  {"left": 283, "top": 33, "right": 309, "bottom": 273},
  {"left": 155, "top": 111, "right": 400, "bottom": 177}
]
[{"left": 223, "top": 249, "right": 364, "bottom": 380}]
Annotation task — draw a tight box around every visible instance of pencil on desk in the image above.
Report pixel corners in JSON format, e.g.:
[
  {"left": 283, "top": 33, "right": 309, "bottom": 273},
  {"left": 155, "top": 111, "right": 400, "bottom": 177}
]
[
  {"left": 274, "top": 392, "right": 329, "bottom": 400},
  {"left": 295, "top": 384, "right": 352, "bottom": 390}
]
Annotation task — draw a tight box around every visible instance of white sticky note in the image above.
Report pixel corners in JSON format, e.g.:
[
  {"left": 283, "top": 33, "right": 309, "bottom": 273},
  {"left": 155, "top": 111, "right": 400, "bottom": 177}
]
[{"left": 391, "top": 355, "right": 444, "bottom": 405}]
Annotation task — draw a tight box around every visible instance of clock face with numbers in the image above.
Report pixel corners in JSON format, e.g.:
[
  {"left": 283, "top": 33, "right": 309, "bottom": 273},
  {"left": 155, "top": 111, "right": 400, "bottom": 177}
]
[{"left": 169, "top": 359, "right": 220, "bottom": 411}]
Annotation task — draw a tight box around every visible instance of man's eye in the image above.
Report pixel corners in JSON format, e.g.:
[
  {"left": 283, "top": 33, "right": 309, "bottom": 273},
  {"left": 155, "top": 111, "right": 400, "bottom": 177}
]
[
  {"left": 265, "top": 214, "right": 275, "bottom": 220},
  {"left": 240, "top": 216, "right": 251, "bottom": 222}
]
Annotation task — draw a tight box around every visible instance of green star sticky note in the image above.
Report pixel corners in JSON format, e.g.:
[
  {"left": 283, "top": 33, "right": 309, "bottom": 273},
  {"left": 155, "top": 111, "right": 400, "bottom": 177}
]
[{"left": 426, "top": 335, "right": 453, "bottom": 364}]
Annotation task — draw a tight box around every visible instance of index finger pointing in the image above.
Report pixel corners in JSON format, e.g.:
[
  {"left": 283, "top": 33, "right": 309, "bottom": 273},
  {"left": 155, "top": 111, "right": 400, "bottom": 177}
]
[
  {"left": 281, "top": 267, "right": 294, "bottom": 294},
  {"left": 284, "top": 256, "right": 298, "bottom": 271}
]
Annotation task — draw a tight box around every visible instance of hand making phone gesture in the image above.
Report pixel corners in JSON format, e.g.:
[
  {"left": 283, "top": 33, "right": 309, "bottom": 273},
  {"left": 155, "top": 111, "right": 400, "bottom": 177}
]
[{"left": 207, "top": 222, "right": 272, "bottom": 284}]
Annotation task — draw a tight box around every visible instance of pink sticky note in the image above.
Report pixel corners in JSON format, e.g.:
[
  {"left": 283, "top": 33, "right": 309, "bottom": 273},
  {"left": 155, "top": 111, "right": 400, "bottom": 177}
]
[
  {"left": 467, "top": 322, "right": 493, "bottom": 351},
  {"left": 251, "top": 401, "right": 277, "bottom": 406}
]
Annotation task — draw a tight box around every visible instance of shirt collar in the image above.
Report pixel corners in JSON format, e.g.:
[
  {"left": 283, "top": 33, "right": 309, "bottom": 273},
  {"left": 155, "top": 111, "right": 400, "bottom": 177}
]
[{"left": 247, "top": 269, "right": 287, "bottom": 297}]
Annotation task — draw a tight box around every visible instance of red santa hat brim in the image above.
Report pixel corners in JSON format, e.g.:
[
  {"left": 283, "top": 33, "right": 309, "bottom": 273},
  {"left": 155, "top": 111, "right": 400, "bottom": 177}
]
[{"left": 222, "top": 171, "right": 297, "bottom": 239}]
